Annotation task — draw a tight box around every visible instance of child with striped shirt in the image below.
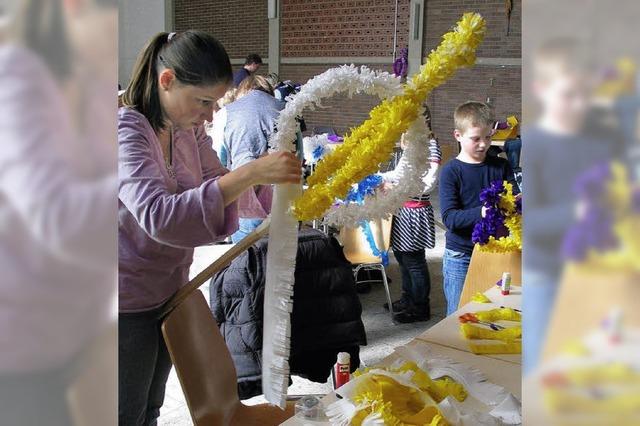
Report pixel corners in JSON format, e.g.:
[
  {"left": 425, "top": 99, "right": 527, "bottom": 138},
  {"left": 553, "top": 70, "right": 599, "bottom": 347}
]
[{"left": 381, "top": 108, "right": 441, "bottom": 323}]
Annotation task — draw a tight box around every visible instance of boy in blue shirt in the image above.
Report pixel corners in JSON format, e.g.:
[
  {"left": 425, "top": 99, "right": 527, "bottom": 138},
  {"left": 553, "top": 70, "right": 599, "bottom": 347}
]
[{"left": 439, "top": 102, "right": 518, "bottom": 314}]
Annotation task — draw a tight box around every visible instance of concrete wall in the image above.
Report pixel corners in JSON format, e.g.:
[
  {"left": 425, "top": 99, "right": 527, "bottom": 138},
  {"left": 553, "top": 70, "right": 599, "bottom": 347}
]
[{"left": 118, "top": 0, "right": 172, "bottom": 87}]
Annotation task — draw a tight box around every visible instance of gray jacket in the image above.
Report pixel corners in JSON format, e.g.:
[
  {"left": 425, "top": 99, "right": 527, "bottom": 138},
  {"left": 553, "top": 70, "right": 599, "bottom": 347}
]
[{"left": 223, "top": 90, "right": 285, "bottom": 170}]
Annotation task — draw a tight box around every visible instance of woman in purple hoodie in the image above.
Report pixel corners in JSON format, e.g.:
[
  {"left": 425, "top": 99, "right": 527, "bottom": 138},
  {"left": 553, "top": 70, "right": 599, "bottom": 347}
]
[{"left": 118, "top": 31, "right": 300, "bottom": 424}]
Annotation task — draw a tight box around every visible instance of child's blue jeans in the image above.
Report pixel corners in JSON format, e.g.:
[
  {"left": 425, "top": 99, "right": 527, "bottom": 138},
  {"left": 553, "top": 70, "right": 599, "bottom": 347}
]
[
  {"left": 442, "top": 248, "right": 471, "bottom": 315},
  {"left": 231, "top": 218, "right": 264, "bottom": 243}
]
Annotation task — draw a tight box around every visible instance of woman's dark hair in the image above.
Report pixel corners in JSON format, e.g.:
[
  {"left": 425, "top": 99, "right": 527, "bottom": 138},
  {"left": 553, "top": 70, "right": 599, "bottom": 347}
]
[
  {"left": 122, "top": 30, "right": 232, "bottom": 132},
  {"left": 244, "top": 53, "right": 262, "bottom": 65}
]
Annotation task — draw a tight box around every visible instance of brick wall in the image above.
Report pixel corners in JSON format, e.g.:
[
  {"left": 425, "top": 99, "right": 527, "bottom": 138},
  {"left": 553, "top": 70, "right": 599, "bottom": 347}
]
[
  {"left": 173, "top": 0, "right": 522, "bottom": 162},
  {"left": 424, "top": 0, "right": 521, "bottom": 157},
  {"left": 280, "top": 63, "right": 395, "bottom": 135},
  {"left": 174, "top": 0, "right": 269, "bottom": 60},
  {"left": 424, "top": 0, "right": 521, "bottom": 59},
  {"left": 281, "top": 0, "right": 410, "bottom": 57}
]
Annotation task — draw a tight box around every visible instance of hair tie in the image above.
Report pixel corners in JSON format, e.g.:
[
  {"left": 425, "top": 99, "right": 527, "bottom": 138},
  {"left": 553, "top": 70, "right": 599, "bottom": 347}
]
[{"left": 168, "top": 32, "right": 176, "bottom": 41}]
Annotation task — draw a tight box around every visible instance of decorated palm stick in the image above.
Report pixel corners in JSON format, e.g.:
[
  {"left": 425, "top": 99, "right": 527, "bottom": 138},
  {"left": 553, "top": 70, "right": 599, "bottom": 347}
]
[
  {"left": 294, "top": 12, "right": 486, "bottom": 222},
  {"left": 262, "top": 12, "right": 486, "bottom": 408}
]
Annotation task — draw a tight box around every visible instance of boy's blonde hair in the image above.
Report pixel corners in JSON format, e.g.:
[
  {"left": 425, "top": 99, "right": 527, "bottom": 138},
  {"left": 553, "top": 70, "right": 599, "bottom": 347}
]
[{"left": 454, "top": 101, "right": 494, "bottom": 133}]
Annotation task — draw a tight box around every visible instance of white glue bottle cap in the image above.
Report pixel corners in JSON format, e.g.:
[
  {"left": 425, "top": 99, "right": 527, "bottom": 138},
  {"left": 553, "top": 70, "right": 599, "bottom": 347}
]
[{"left": 337, "top": 352, "right": 350, "bottom": 364}]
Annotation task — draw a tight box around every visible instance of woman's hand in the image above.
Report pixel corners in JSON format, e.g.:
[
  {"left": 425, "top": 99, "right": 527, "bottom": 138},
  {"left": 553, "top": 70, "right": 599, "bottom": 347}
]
[
  {"left": 217, "top": 151, "right": 301, "bottom": 206},
  {"left": 250, "top": 151, "right": 302, "bottom": 185}
]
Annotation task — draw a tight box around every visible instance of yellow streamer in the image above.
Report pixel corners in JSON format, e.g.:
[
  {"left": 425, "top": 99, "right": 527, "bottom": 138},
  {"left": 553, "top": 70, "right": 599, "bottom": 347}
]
[{"left": 293, "top": 13, "right": 486, "bottom": 221}]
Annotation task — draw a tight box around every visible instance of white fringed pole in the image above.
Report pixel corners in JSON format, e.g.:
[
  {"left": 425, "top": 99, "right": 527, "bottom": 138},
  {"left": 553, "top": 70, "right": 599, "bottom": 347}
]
[{"left": 262, "top": 182, "right": 300, "bottom": 408}]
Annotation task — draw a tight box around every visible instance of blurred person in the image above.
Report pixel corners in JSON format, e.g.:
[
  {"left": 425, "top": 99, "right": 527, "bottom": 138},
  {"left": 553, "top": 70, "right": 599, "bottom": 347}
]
[
  {"left": 206, "top": 86, "right": 237, "bottom": 168},
  {"left": 381, "top": 106, "right": 442, "bottom": 323},
  {"left": 222, "top": 74, "right": 285, "bottom": 242},
  {"left": 233, "top": 52, "right": 262, "bottom": 87},
  {"left": 439, "top": 102, "right": 519, "bottom": 315},
  {"left": 118, "top": 31, "right": 300, "bottom": 425},
  {"left": 522, "top": 38, "right": 619, "bottom": 374},
  {"left": 0, "top": 0, "right": 118, "bottom": 424},
  {"left": 236, "top": 72, "right": 274, "bottom": 98}
]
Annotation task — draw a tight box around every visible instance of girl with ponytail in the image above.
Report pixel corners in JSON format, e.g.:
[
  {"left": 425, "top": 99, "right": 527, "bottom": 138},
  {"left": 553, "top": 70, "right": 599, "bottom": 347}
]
[{"left": 118, "top": 31, "right": 301, "bottom": 424}]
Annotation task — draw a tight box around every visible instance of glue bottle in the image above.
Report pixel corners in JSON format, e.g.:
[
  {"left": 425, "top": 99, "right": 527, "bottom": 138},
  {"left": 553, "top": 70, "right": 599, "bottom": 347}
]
[
  {"left": 331, "top": 352, "right": 350, "bottom": 390},
  {"left": 501, "top": 272, "right": 511, "bottom": 295}
]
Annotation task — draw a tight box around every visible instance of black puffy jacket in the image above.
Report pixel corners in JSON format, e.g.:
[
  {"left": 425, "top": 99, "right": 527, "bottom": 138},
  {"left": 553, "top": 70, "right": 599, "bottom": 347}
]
[{"left": 209, "top": 228, "right": 367, "bottom": 399}]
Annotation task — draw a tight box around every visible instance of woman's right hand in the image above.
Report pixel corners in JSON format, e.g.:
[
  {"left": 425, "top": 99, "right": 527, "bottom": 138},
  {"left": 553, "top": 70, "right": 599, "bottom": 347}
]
[{"left": 251, "top": 151, "right": 302, "bottom": 185}]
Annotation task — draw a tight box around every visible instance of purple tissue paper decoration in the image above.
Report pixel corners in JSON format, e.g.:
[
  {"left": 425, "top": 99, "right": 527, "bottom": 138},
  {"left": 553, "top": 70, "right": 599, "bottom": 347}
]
[
  {"left": 393, "top": 47, "right": 409, "bottom": 78},
  {"left": 495, "top": 121, "right": 510, "bottom": 130},
  {"left": 327, "top": 134, "right": 343, "bottom": 144},
  {"left": 561, "top": 162, "right": 621, "bottom": 261},
  {"left": 472, "top": 180, "right": 511, "bottom": 245}
]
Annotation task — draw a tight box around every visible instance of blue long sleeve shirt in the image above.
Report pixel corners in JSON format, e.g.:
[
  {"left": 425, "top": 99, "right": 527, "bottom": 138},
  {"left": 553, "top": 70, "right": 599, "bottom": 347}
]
[{"left": 439, "top": 156, "right": 518, "bottom": 255}]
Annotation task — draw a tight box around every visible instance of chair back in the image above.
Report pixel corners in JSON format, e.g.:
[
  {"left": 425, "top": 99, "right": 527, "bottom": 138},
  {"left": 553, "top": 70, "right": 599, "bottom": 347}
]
[
  {"left": 339, "top": 218, "right": 392, "bottom": 265},
  {"left": 162, "top": 290, "right": 240, "bottom": 425}
]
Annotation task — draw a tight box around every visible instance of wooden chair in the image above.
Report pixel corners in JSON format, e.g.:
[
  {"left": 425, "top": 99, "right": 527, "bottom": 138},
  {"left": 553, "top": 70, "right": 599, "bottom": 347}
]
[
  {"left": 457, "top": 245, "right": 522, "bottom": 308},
  {"left": 339, "top": 218, "right": 394, "bottom": 317},
  {"left": 160, "top": 219, "right": 295, "bottom": 426}
]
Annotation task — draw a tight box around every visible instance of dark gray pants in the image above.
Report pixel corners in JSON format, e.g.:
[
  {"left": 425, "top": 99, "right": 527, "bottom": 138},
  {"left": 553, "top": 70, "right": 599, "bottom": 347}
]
[{"left": 119, "top": 305, "right": 173, "bottom": 426}]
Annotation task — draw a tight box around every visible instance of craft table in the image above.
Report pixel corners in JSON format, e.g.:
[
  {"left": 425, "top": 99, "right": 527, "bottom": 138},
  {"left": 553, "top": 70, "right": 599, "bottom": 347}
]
[
  {"left": 416, "top": 285, "right": 522, "bottom": 365},
  {"left": 280, "top": 286, "right": 522, "bottom": 425}
]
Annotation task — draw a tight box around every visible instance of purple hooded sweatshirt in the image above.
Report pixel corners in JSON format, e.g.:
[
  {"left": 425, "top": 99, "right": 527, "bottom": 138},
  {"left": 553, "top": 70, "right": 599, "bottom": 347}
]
[{"left": 118, "top": 107, "right": 238, "bottom": 312}]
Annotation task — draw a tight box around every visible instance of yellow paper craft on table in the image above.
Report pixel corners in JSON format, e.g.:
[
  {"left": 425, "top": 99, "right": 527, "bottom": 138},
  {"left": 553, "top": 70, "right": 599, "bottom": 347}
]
[
  {"left": 349, "top": 374, "right": 448, "bottom": 426},
  {"left": 460, "top": 323, "right": 522, "bottom": 342},
  {"left": 474, "top": 307, "right": 521, "bottom": 323},
  {"left": 471, "top": 292, "right": 492, "bottom": 303},
  {"left": 354, "top": 361, "right": 467, "bottom": 404}
]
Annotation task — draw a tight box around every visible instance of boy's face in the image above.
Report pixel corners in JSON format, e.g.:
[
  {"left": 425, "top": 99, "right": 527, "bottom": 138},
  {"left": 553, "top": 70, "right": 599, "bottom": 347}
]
[
  {"left": 534, "top": 73, "right": 591, "bottom": 131},
  {"left": 454, "top": 125, "right": 493, "bottom": 162}
]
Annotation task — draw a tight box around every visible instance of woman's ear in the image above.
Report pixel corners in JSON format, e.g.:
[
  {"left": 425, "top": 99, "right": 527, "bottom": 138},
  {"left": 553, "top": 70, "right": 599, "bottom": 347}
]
[{"left": 158, "top": 69, "right": 175, "bottom": 92}]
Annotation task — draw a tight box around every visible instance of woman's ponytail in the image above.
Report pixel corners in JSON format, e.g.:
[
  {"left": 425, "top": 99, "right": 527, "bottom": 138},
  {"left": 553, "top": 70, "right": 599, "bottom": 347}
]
[{"left": 122, "top": 32, "right": 170, "bottom": 132}]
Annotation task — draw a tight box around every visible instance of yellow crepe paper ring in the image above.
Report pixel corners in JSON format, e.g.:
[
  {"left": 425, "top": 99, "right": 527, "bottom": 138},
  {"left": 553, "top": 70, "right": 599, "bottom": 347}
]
[
  {"left": 460, "top": 323, "right": 522, "bottom": 342},
  {"left": 293, "top": 13, "right": 487, "bottom": 221},
  {"left": 474, "top": 307, "right": 521, "bottom": 322}
]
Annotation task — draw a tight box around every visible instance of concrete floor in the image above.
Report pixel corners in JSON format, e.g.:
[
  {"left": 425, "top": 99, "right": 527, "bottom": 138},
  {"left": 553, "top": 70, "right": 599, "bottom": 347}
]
[{"left": 159, "top": 197, "right": 446, "bottom": 425}]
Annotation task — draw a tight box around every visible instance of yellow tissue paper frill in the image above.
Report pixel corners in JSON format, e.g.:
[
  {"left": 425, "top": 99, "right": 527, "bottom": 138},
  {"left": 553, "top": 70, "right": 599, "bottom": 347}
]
[
  {"left": 471, "top": 292, "right": 492, "bottom": 303},
  {"left": 474, "top": 307, "right": 521, "bottom": 322},
  {"left": 461, "top": 308, "right": 522, "bottom": 354},
  {"left": 460, "top": 323, "right": 522, "bottom": 342},
  {"left": 543, "top": 364, "right": 640, "bottom": 416},
  {"left": 348, "top": 361, "right": 470, "bottom": 425},
  {"left": 293, "top": 13, "right": 486, "bottom": 221},
  {"left": 354, "top": 361, "right": 467, "bottom": 403},
  {"left": 477, "top": 181, "right": 523, "bottom": 253}
]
